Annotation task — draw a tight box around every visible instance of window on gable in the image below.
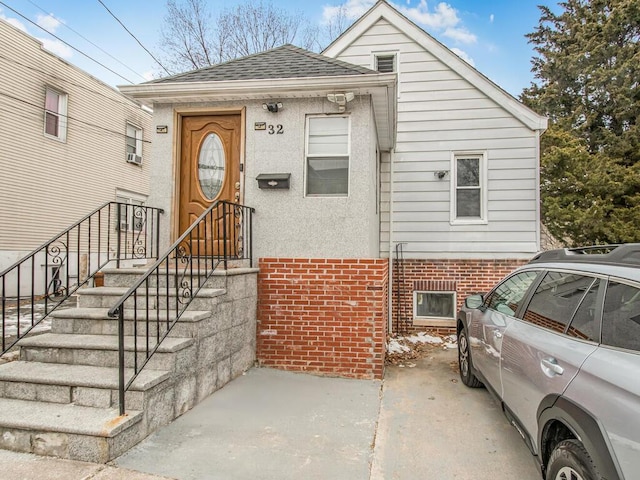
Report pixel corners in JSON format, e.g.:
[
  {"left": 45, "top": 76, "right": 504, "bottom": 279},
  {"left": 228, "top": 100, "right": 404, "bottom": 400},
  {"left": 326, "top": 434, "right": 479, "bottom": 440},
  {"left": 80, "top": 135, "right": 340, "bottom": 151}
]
[
  {"left": 452, "top": 153, "right": 486, "bottom": 223},
  {"left": 126, "top": 123, "right": 143, "bottom": 161},
  {"left": 305, "top": 116, "right": 349, "bottom": 196},
  {"left": 44, "top": 87, "right": 67, "bottom": 141},
  {"left": 375, "top": 54, "right": 396, "bottom": 73}
]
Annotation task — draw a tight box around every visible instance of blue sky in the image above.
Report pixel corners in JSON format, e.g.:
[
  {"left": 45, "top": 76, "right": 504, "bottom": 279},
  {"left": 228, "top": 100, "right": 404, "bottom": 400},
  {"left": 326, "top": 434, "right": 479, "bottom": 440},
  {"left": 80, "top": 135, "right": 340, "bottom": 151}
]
[{"left": 0, "top": 0, "right": 556, "bottom": 97}]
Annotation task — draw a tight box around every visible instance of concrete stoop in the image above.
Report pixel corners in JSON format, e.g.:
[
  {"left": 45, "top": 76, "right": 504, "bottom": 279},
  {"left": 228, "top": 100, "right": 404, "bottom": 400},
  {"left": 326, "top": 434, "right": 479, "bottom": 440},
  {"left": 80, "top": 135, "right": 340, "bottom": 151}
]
[{"left": 0, "top": 266, "right": 258, "bottom": 463}]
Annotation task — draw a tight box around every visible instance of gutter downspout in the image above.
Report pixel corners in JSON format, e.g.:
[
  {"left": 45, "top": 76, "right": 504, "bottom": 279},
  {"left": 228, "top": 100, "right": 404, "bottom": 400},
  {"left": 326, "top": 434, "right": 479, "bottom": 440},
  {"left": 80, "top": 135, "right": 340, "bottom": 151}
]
[
  {"left": 535, "top": 129, "right": 541, "bottom": 252},
  {"left": 388, "top": 148, "right": 395, "bottom": 334}
]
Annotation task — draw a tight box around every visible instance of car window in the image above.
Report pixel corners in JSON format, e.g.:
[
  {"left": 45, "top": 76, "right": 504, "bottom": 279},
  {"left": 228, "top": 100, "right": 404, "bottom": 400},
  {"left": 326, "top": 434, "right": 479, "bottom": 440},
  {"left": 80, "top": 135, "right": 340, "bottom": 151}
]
[
  {"left": 522, "top": 272, "right": 596, "bottom": 334},
  {"left": 566, "top": 278, "right": 601, "bottom": 341},
  {"left": 485, "top": 271, "right": 539, "bottom": 316},
  {"left": 602, "top": 281, "right": 640, "bottom": 352}
]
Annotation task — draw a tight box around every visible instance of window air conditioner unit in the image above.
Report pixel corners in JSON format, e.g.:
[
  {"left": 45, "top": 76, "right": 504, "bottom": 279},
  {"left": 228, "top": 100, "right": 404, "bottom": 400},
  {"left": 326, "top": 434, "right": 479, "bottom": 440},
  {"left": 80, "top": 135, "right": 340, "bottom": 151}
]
[{"left": 127, "top": 153, "right": 143, "bottom": 165}]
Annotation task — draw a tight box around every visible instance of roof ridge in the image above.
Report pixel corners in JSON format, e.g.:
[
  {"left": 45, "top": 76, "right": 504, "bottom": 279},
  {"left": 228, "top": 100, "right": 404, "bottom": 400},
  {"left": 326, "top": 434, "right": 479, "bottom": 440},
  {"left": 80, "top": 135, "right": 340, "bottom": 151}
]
[
  {"left": 147, "top": 44, "right": 296, "bottom": 84},
  {"left": 284, "top": 44, "right": 376, "bottom": 75},
  {"left": 149, "top": 43, "right": 379, "bottom": 84}
]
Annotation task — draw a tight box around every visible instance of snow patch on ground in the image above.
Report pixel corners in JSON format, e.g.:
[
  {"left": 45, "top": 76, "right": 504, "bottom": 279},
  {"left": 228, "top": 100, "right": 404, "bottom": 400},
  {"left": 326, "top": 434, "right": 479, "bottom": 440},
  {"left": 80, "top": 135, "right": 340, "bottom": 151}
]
[
  {"left": 386, "top": 332, "right": 458, "bottom": 364},
  {"left": 387, "top": 338, "right": 411, "bottom": 354}
]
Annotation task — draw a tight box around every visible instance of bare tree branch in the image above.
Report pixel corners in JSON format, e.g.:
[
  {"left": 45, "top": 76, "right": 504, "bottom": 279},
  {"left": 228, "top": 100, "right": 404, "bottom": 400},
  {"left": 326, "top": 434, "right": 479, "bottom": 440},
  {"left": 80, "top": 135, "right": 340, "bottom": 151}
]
[{"left": 158, "top": 0, "right": 327, "bottom": 74}]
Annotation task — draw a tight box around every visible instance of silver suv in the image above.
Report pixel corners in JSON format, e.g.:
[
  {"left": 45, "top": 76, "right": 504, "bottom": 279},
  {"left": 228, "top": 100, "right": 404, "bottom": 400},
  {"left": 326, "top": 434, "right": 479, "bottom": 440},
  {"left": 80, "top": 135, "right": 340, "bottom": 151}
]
[{"left": 457, "top": 244, "right": 640, "bottom": 480}]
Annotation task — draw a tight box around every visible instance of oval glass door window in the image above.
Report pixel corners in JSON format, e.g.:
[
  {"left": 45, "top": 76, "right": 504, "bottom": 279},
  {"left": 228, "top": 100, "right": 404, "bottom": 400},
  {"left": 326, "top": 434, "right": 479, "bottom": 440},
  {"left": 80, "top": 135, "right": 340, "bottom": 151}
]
[{"left": 198, "top": 133, "right": 225, "bottom": 200}]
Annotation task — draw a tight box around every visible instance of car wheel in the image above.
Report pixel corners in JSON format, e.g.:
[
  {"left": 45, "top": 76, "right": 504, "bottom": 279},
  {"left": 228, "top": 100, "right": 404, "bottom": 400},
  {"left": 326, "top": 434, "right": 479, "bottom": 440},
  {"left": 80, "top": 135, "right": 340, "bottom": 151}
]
[
  {"left": 458, "top": 327, "right": 483, "bottom": 388},
  {"left": 546, "top": 439, "right": 602, "bottom": 480}
]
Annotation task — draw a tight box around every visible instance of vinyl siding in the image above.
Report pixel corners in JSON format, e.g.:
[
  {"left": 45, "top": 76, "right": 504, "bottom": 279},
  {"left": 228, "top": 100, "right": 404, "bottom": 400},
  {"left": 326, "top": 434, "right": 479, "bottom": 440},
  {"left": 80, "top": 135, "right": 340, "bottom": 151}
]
[
  {"left": 333, "top": 18, "right": 540, "bottom": 258},
  {"left": 0, "top": 20, "right": 151, "bottom": 254}
]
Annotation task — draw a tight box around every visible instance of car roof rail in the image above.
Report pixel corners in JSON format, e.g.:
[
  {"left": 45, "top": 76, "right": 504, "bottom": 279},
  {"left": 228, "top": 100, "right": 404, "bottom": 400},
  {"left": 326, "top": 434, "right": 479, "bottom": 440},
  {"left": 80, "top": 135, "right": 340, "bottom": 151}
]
[{"left": 529, "top": 243, "right": 640, "bottom": 266}]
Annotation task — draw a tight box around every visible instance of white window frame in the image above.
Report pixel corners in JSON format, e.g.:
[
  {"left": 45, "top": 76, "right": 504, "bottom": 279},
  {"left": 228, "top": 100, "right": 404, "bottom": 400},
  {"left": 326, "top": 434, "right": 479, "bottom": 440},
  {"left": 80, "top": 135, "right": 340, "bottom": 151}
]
[
  {"left": 450, "top": 151, "right": 488, "bottom": 225},
  {"left": 413, "top": 290, "right": 457, "bottom": 321},
  {"left": 304, "top": 115, "right": 351, "bottom": 197},
  {"left": 44, "top": 86, "right": 68, "bottom": 142},
  {"left": 126, "top": 122, "right": 143, "bottom": 157},
  {"left": 115, "top": 189, "right": 147, "bottom": 232}
]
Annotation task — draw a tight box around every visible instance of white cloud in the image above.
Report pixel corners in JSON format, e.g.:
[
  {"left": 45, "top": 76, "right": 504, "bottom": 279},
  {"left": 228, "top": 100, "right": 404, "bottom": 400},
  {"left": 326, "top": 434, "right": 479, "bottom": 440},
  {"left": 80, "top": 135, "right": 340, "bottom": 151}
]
[
  {"left": 443, "top": 27, "right": 476, "bottom": 44},
  {"left": 489, "top": 13, "right": 495, "bottom": 23},
  {"left": 451, "top": 47, "right": 475, "bottom": 66},
  {"left": 322, "top": 0, "right": 374, "bottom": 24},
  {"left": 0, "top": 11, "right": 28, "bottom": 32},
  {"left": 39, "top": 37, "right": 73, "bottom": 59},
  {"left": 398, "top": 0, "right": 459, "bottom": 29},
  {"left": 322, "top": 0, "right": 479, "bottom": 46},
  {"left": 36, "top": 13, "right": 62, "bottom": 33},
  {"left": 142, "top": 70, "right": 156, "bottom": 81},
  {"left": 1, "top": 9, "right": 71, "bottom": 58},
  {"left": 398, "top": 1, "right": 477, "bottom": 44}
]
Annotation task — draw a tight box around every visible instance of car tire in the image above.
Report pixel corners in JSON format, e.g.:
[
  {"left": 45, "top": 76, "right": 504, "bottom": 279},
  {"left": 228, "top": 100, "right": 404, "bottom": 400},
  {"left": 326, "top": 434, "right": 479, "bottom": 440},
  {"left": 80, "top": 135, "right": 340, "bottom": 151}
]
[
  {"left": 458, "top": 327, "right": 483, "bottom": 388},
  {"left": 546, "top": 439, "right": 602, "bottom": 480}
]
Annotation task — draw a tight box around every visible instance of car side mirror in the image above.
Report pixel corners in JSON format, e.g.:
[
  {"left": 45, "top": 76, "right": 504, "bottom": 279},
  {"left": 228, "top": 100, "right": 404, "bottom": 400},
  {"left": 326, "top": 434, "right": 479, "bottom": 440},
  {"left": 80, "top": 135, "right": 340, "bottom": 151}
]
[{"left": 465, "top": 294, "right": 484, "bottom": 309}]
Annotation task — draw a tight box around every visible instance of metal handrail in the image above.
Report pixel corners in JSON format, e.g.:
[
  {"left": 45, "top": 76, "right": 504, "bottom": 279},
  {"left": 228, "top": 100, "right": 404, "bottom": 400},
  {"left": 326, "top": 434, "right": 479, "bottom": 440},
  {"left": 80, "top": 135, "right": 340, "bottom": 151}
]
[
  {"left": 107, "top": 200, "right": 254, "bottom": 415},
  {"left": 0, "top": 202, "right": 164, "bottom": 355}
]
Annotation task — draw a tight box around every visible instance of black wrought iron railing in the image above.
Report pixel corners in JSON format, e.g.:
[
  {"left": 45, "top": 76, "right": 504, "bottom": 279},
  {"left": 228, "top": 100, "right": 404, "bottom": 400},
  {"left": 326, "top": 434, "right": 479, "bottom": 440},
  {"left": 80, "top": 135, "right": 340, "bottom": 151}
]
[
  {"left": 107, "top": 200, "right": 254, "bottom": 415},
  {"left": 0, "top": 202, "right": 164, "bottom": 355}
]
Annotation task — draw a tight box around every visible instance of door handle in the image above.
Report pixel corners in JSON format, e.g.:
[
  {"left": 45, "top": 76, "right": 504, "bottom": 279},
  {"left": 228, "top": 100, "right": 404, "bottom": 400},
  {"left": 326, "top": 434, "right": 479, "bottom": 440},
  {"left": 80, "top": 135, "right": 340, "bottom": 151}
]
[{"left": 541, "top": 358, "right": 564, "bottom": 375}]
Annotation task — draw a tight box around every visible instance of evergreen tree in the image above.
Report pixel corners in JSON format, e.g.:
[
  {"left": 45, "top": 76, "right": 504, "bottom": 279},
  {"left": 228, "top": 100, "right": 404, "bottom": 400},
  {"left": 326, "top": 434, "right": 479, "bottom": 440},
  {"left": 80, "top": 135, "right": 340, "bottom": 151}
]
[{"left": 522, "top": 0, "right": 640, "bottom": 245}]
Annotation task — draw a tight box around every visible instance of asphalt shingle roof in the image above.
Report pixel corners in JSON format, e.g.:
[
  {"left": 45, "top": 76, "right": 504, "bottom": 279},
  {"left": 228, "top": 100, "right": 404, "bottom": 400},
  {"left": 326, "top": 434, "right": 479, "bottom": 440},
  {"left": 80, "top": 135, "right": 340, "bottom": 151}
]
[{"left": 149, "top": 44, "right": 377, "bottom": 84}]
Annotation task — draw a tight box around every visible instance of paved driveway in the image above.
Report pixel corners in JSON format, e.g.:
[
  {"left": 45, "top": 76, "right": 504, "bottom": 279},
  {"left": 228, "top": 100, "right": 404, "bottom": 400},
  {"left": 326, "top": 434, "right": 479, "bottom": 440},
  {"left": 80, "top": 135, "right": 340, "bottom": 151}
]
[
  {"left": 114, "top": 347, "right": 540, "bottom": 480},
  {"left": 372, "top": 348, "right": 540, "bottom": 479}
]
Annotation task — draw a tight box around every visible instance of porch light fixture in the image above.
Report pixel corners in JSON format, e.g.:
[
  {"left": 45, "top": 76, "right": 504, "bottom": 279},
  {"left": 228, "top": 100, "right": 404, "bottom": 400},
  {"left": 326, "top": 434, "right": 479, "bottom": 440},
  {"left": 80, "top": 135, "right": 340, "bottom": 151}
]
[
  {"left": 327, "top": 92, "right": 355, "bottom": 112},
  {"left": 263, "top": 102, "right": 283, "bottom": 113}
]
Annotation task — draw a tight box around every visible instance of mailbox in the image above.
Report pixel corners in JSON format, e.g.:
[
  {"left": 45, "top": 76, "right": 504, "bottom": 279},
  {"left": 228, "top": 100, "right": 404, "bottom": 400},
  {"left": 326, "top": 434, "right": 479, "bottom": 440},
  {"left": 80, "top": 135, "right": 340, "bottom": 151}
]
[{"left": 256, "top": 173, "right": 291, "bottom": 190}]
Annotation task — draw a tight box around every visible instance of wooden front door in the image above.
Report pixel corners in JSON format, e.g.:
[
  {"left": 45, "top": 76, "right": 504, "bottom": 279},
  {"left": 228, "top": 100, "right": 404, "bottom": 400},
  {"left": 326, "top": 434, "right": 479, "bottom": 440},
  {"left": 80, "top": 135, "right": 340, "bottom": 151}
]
[{"left": 179, "top": 114, "right": 241, "bottom": 256}]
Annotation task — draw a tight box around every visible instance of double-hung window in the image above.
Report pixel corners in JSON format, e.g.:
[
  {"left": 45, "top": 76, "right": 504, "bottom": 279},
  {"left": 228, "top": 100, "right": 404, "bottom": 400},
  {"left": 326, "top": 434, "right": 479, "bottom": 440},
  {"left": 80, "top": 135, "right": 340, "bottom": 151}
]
[
  {"left": 116, "top": 189, "right": 147, "bottom": 232},
  {"left": 451, "top": 152, "right": 487, "bottom": 223},
  {"left": 126, "top": 123, "right": 143, "bottom": 162},
  {"left": 305, "top": 116, "right": 350, "bottom": 196},
  {"left": 44, "top": 87, "right": 67, "bottom": 141}
]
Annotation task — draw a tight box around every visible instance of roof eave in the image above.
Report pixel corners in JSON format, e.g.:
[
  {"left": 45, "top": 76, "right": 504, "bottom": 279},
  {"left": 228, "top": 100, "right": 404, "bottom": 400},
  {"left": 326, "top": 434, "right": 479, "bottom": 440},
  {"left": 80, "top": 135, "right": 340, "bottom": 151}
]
[{"left": 119, "top": 73, "right": 397, "bottom": 149}]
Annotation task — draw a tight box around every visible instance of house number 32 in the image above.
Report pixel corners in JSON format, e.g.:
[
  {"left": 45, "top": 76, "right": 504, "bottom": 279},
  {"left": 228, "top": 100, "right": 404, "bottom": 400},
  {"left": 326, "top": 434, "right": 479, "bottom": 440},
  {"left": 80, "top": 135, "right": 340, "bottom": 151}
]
[{"left": 268, "top": 124, "right": 284, "bottom": 135}]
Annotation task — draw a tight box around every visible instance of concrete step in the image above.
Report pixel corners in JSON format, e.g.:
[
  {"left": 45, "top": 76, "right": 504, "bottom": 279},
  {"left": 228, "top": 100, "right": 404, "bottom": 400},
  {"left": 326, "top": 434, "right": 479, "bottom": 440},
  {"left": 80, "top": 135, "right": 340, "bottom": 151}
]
[
  {"left": 17, "top": 334, "right": 196, "bottom": 372},
  {"left": 0, "top": 361, "right": 169, "bottom": 409},
  {"left": 102, "top": 267, "right": 215, "bottom": 288},
  {"left": 77, "top": 286, "right": 225, "bottom": 311},
  {"left": 0, "top": 397, "right": 143, "bottom": 462},
  {"left": 101, "top": 262, "right": 252, "bottom": 288},
  {"left": 50, "top": 307, "right": 215, "bottom": 339}
]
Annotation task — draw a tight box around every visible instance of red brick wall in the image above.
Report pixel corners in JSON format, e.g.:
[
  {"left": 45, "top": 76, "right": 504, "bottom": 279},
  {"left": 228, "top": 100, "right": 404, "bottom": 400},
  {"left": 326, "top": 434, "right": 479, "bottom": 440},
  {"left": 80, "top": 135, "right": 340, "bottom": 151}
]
[
  {"left": 257, "top": 258, "right": 389, "bottom": 379},
  {"left": 392, "top": 259, "right": 528, "bottom": 334}
]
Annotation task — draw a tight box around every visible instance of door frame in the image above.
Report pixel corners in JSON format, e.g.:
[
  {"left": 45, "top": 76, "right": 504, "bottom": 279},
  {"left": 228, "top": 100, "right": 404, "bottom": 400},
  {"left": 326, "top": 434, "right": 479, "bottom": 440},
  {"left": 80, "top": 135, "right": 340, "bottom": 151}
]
[{"left": 172, "top": 107, "right": 246, "bottom": 244}]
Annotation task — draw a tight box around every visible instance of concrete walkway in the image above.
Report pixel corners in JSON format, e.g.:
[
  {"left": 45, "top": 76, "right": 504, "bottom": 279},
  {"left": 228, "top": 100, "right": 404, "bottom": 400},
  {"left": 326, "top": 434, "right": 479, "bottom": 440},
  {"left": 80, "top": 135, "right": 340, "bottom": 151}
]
[{"left": 0, "top": 348, "right": 541, "bottom": 479}]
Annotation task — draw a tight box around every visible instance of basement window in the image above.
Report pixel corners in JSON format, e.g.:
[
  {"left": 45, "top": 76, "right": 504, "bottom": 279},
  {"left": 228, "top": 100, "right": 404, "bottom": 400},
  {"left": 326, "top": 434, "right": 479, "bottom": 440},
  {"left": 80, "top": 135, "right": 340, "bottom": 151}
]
[{"left": 414, "top": 291, "right": 456, "bottom": 320}]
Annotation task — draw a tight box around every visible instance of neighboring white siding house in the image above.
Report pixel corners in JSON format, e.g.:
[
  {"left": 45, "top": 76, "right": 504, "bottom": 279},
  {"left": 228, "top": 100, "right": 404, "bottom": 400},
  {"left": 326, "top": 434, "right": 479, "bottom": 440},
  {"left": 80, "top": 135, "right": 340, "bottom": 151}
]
[
  {"left": 324, "top": 1, "right": 547, "bottom": 330},
  {"left": 0, "top": 19, "right": 152, "bottom": 276}
]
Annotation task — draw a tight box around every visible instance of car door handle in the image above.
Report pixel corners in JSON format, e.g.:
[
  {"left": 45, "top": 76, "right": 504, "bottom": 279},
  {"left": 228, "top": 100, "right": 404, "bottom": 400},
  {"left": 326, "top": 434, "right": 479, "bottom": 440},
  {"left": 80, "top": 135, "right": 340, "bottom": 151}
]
[{"left": 541, "top": 358, "right": 564, "bottom": 375}]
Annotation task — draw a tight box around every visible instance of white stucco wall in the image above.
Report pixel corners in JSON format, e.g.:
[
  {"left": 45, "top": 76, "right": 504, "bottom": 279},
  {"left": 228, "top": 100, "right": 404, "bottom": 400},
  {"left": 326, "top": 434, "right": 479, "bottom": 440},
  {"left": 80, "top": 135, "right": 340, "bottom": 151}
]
[{"left": 149, "top": 95, "right": 380, "bottom": 259}]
